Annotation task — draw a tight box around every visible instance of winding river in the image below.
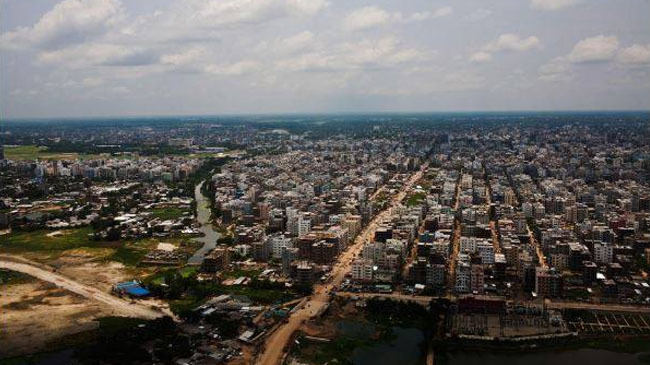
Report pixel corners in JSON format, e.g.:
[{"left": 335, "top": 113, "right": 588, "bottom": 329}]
[{"left": 188, "top": 180, "right": 220, "bottom": 264}]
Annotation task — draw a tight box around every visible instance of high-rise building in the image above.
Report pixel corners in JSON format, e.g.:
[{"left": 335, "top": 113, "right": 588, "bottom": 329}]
[
  {"left": 455, "top": 255, "right": 471, "bottom": 293},
  {"left": 535, "top": 267, "right": 564, "bottom": 297},
  {"left": 282, "top": 247, "right": 299, "bottom": 276},
  {"left": 470, "top": 256, "right": 485, "bottom": 294},
  {"left": 201, "top": 246, "right": 231, "bottom": 273},
  {"left": 352, "top": 258, "right": 374, "bottom": 282}
]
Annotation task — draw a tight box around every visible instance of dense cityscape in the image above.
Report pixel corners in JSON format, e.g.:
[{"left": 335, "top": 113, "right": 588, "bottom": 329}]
[{"left": 1, "top": 113, "right": 650, "bottom": 364}]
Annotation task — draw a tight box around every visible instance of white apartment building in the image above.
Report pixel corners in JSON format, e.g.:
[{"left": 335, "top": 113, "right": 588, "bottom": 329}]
[
  {"left": 351, "top": 258, "right": 374, "bottom": 282},
  {"left": 271, "top": 235, "right": 293, "bottom": 259},
  {"left": 593, "top": 241, "right": 613, "bottom": 264}
]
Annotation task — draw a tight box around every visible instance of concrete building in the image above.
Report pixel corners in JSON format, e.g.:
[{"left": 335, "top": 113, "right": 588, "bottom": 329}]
[
  {"left": 271, "top": 234, "right": 293, "bottom": 259},
  {"left": 593, "top": 241, "right": 613, "bottom": 264},
  {"left": 455, "top": 256, "right": 471, "bottom": 294},
  {"left": 351, "top": 258, "right": 374, "bottom": 282},
  {"left": 535, "top": 267, "right": 564, "bottom": 297},
  {"left": 201, "top": 246, "right": 231, "bottom": 273}
]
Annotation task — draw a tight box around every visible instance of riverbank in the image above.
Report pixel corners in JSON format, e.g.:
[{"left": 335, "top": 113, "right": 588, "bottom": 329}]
[{"left": 187, "top": 180, "right": 221, "bottom": 264}]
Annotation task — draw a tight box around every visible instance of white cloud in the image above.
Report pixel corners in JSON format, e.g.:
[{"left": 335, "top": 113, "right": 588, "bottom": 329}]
[
  {"left": 279, "top": 31, "right": 315, "bottom": 53},
  {"left": 159, "top": 47, "right": 210, "bottom": 73},
  {"left": 465, "top": 9, "right": 493, "bottom": 22},
  {"left": 0, "top": 0, "right": 124, "bottom": 50},
  {"left": 530, "top": 0, "right": 582, "bottom": 11},
  {"left": 285, "top": 0, "right": 329, "bottom": 17},
  {"left": 470, "top": 51, "right": 492, "bottom": 63},
  {"left": 205, "top": 60, "right": 261, "bottom": 76},
  {"left": 568, "top": 35, "right": 619, "bottom": 63},
  {"left": 343, "top": 5, "right": 452, "bottom": 31},
  {"left": 37, "top": 43, "right": 158, "bottom": 68},
  {"left": 483, "top": 33, "right": 542, "bottom": 52},
  {"left": 538, "top": 57, "right": 571, "bottom": 82},
  {"left": 175, "top": 0, "right": 327, "bottom": 28},
  {"left": 471, "top": 33, "right": 541, "bottom": 62},
  {"left": 275, "top": 37, "right": 427, "bottom": 72},
  {"left": 616, "top": 44, "right": 650, "bottom": 65},
  {"left": 343, "top": 6, "right": 391, "bottom": 31},
  {"left": 409, "top": 6, "right": 453, "bottom": 21}
]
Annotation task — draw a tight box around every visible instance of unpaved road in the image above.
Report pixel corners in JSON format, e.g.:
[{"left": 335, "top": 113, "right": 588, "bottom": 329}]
[
  {"left": 257, "top": 164, "right": 428, "bottom": 365},
  {"left": 0, "top": 258, "right": 164, "bottom": 319}
]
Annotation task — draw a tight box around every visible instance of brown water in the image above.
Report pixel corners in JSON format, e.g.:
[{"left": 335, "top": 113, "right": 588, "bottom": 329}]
[{"left": 188, "top": 180, "right": 220, "bottom": 264}]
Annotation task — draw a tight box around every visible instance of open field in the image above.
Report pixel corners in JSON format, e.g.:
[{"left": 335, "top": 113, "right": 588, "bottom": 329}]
[
  {"left": 0, "top": 279, "right": 113, "bottom": 359},
  {"left": 0, "top": 228, "right": 199, "bottom": 268},
  {"left": 0, "top": 228, "right": 95, "bottom": 254},
  {"left": 3, "top": 145, "right": 137, "bottom": 161},
  {"left": 405, "top": 191, "right": 426, "bottom": 206},
  {"left": 149, "top": 207, "right": 190, "bottom": 220},
  {"left": 4, "top": 145, "right": 76, "bottom": 161}
]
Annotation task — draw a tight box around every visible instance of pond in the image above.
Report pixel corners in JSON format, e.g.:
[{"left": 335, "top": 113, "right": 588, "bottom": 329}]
[{"left": 441, "top": 348, "right": 650, "bottom": 365}]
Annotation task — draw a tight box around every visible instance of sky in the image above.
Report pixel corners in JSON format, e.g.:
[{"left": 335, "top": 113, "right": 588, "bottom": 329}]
[{"left": 1, "top": 0, "right": 649, "bottom": 118}]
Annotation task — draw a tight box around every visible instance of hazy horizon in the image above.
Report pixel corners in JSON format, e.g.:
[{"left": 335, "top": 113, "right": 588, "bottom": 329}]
[{"left": 3, "top": 109, "right": 650, "bottom": 123}]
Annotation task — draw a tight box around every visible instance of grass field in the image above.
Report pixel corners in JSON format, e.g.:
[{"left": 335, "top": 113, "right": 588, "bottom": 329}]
[
  {"left": 3, "top": 145, "right": 135, "bottom": 161},
  {"left": 0, "top": 227, "right": 95, "bottom": 253},
  {"left": 108, "top": 237, "right": 197, "bottom": 266},
  {"left": 0, "top": 228, "right": 197, "bottom": 267},
  {"left": 149, "top": 207, "right": 190, "bottom": 220},
  {"left": 4, "top": 145, "right": 79, "bottom": 161},
  {"left": 405, "top": 192, "right": 426, "bottom": 206}
]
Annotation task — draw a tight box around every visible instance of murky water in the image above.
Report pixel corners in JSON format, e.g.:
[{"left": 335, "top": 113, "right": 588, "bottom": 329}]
[
  {"left": 441, "top": 348, "right": 649, "bottom": 365},
  {"left": 187, "top": 180, "right": 221, "bottom": 264},
  {"left": 338, "top": 323, "right": 425, "bottom": 365}
]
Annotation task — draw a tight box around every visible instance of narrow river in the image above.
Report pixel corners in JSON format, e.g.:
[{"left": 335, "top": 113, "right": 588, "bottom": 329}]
[{"left": 188, "top": 180, "right": 220, "bottom": 264}]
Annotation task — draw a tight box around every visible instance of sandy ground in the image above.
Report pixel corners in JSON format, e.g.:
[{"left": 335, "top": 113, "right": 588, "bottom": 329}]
[
  {"left": 58, "top": 260, "right": 132, "bottom": 292},
  {"left": 0, "top": 257, "right": 166, "bottom": 319},
  {"left": 0, "top": 252, "right": 173, "bottom": 360},
  {"left": 0, "top": 280, "right": 113, "bottom": 359}
]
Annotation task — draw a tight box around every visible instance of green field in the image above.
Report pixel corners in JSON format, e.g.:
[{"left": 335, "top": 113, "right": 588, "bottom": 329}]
[
  {"left": 4, "top": 145, "right": 135, "bottom": 161},
  {"left": 108, "top": 237, "right": 200, "bottom": 266},
  {"left": 4, "top": 145, "right": 83, "bottom": 161},
  {"left": 406, "top": 192, "right": 426, "bottom": 206},
  {"left": 0, "top": 227, "right": 95, "bottom": 253},
  {"left": 149, "top": 207, "right": 190, "bottom": 220},
  {"left": 0, "top": 228, "right": 197, "bottom": 267}
]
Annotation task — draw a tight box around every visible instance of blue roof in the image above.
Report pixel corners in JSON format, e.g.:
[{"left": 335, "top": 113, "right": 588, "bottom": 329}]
[
  {"left": 125, "top": 286, "right": 150, "bottom": 296},
  {"left": 116, "top": 281, "right": 151, "bottom": 297}
]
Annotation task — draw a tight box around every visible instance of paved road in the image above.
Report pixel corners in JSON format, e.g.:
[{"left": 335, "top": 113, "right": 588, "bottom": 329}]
[
  {"left": 447, "top": 170, "right": 462, "bottom": 289},
  {"left": 0, "top": 257, "right": 165, "bottom": 319},
  {"left": 257, "top": 164, "right": 429, "bottom": 365}
]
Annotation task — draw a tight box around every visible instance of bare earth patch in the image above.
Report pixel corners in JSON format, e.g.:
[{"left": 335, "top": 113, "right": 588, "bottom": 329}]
[{"left": 0, "top": 280, "right": 113, "bottom": 359}]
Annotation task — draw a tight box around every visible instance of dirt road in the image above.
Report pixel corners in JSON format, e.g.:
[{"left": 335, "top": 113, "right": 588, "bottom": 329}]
[
  {"left": 0, "top": 258, "right": 164, "bottom": 319},
  {"left": 257, "top": 164, "right": 428, "bottom": 365}
]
